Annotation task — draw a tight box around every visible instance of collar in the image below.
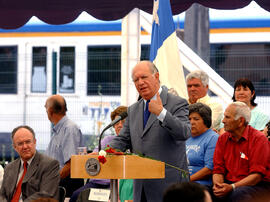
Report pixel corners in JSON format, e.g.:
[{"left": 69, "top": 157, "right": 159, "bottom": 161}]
[
  {"left": 20, "top": 151, "right": 36, "bottom": 167},
  {"left": 197, "top": 94, "right": 210, "bottom": 103},
  {"left": 228, "top": 125, "right": 249, "bottom": 142},
  {"left": 53, "top": 115, "right": 68, "bottom": 134}
]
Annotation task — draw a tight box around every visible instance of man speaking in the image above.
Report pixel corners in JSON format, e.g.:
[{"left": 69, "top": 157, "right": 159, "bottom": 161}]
[{"left": 109, "top": 61, "right": 191, "bottom": 202}]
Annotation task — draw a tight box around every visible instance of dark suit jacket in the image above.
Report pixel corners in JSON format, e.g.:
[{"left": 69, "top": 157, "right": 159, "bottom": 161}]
[
  {"left": 110, "top": 86, "right": 191, "bottom": 202},
  {"left": 0, "top": 152, "right": 60, "bottom": 202}
]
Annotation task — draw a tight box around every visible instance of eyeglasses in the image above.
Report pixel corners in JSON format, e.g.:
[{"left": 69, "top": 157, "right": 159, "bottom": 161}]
[{"left": 15, "top": 140, "right": 33, "bottom": 147}]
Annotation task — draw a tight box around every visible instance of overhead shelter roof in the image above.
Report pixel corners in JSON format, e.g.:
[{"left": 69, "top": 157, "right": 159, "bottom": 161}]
[{"left": 0, "top": 0, "right": 269, "bottom": 29}]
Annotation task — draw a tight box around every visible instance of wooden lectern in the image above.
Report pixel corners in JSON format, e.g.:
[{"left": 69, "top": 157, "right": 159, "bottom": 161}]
[{"left": 71, "top": 155, "right": 165, "bottom": 202}]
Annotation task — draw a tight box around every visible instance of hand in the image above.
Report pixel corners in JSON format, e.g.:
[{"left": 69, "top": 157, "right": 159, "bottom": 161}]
[
  {"left": 213, "top": 182, "right": 233, "bottom": 198},
  {"left": 148, "top": 92, "right": 163, "bottom": 116},
  {"left": 60, "top": 161, "right": 70, "bottom": 179}
]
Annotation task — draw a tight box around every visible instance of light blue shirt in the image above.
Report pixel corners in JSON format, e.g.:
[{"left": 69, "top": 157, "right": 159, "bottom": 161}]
[
  {"left": 186, "top": 129, "right": 218, "bottom": 186},
  {"left": 249, "top": 106, "right": 270, "bottom": 131},
  {"left": 45, "top": 116, "right": 83, "bottom": 168}
]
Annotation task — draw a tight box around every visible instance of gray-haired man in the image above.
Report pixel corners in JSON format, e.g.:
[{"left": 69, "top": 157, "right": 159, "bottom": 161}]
[{"left": 186, "top": 70, "right": 223, "bottom": 130}]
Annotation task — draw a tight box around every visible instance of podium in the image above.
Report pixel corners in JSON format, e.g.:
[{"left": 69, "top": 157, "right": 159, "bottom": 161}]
[{"left": 71, "top": 155, "right": 165, "bottom": 202}]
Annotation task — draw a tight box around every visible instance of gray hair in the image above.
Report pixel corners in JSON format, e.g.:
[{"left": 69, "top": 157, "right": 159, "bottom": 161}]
[
  {"left": 186, "top": 70, "right": 209, "bottom": 87},
  {"left": 149, "top": 62, "right": 159, "bottom": 74},
  {"left": 230, "top": 101, "right": 251, "bottom": 124}
]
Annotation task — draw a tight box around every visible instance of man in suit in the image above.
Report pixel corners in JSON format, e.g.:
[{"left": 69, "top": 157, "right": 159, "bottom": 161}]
[
  {"left": 0, "top": 125, "right": 60, "bottom": 202},
  {"left": 109, "top": 61, "right": 191, "bottom": 202}
]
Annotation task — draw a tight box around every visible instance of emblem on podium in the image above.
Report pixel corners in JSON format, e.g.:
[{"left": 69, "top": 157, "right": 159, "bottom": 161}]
[{"left": 85, "top": 158, "right": 100, "bottom": 176}]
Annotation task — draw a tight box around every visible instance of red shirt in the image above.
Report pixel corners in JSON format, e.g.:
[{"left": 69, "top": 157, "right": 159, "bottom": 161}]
[{"left": 213, "top": 125, "right": 270, "bottom": 182}]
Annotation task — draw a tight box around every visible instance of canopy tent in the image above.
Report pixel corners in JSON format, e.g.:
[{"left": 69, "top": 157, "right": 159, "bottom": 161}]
[{"left": 0, "top": 0, "right": 269, "bottom": 29}]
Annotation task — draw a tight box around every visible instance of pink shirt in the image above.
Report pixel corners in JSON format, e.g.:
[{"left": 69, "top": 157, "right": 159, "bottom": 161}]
[{"left": 213, "top": 125, "right": 270, "bottom": 182}]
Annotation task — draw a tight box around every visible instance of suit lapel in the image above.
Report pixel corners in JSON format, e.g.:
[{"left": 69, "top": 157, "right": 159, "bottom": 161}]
[
  {"left": 23, "top": 152, "right": 39, "bottom": 183},
  {"left": 135, "top": 100, "right": 144, "bottom": 136},
  {"left": 142, "top": 87, "right": 168, "bottom": 137},
  {"left": 9, "top": 159, "right": 21, "bottom": 197}
]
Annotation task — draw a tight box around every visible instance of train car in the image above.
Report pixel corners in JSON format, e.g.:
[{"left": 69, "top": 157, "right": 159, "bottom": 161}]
[{"left": 0, "top": 7, "right": 270, "bottom": 155}]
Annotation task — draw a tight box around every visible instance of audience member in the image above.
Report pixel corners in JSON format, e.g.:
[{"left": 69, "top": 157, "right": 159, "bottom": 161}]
[
  {"left": 70, "top": 106, "right": 133, "bottom": 202},
  {"left": 163, "top": 182, "right": 212, "bottom": 202},
  {"left": 232, "top": 78, "right": 269, "bottom": 131},
  {"left": 109, "top": 61, "right": 191, "bottom": 202},
  {"left": 213, "top": 102, "right": 270, "bottom": 202},
  {"left": 45, "top": 94, "right": 84, "bottom": 197},
  {"left": 0, "top": 126, "right": 60, "bottom": 201},
  {"left": 186, "top": 103, "right": 218, "bottom": 188},
  {"left": 186, "top": 70, "right": 223, "bottom": 131}
]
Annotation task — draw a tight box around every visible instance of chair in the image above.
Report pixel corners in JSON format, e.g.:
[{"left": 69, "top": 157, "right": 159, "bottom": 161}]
[{"left": 59, "top": 186, "right": 66, "bottom": 202}]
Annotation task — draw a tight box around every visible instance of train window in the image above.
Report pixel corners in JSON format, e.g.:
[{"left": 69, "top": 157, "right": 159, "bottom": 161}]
[
  {"left": 210, "top": 43, "right": 270, "bottom": 95},
  {"left": 59, "top": 47, "right": 75, "bottom": 93},
  {"left": 87, "top": 45, "right": 150, "bottom": 96},
  {"left": 0, "top": 46, "right": 17, "bottom": 94},
  {"left": 141, "top": 45, "right": 150, "bottom": 60},
  {"left": 31, "top": 47, "right": 47, "bottom": 93},
  {"left": 87, "top": 46, "right": 121, "bottom": 95}
]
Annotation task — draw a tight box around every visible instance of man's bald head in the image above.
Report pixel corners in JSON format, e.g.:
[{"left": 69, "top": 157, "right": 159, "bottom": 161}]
[{"left": 46, "top": 95, "right": 67, "bottom": 115}]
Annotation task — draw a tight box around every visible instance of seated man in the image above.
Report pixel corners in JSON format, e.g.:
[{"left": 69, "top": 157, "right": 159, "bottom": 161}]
[
  {"left": 0, "top": 125, "right": 60, "bottom": 202},
  {"left": 186, "top": 70, "right": 223, "bottom": 131},
  {"left": 213, "top": 102, "right": 270, "bottom": 202}
]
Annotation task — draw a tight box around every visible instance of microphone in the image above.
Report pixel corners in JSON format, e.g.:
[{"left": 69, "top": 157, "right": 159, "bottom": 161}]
[
  {"left": 108, "top": 111, "right": 128, "bottom": 128},
  {"left": 98, "top": 111, "right": 128, "bottom": 151}
]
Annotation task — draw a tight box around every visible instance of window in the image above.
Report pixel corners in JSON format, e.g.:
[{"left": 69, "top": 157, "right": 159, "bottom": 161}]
[
  {"left": 31, "top": 47, "right": 47, "bottom": 93},
  {"left": 87, "top": 46, "right": 121, "bottom": 95},
  {"left": 0, "top": 46, "right": 17, "bottom": 94},
  {"left": 59, "top": 47, "right": 75, "bottom": 93},
  {"left": 141, "top": 45, "right": 150, "bottom": 60},
  {"left": 87, "top": 45, "right": 151, "bottom": 96}
]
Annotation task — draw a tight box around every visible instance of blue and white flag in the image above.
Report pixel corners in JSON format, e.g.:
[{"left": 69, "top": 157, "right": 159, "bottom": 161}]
[{"left": 150, "top": 0, "right": 187, "bottom": 98}]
